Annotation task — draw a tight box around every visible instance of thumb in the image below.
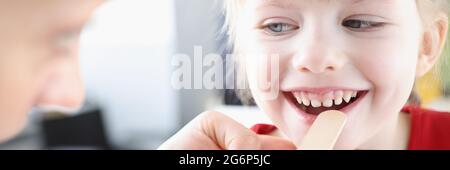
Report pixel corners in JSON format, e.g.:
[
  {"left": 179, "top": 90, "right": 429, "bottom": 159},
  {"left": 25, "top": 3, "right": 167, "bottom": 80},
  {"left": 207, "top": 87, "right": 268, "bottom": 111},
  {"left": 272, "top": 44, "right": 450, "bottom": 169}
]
[
  {"left": 197, "top": 111, "right": 296, "bottom": 150},
  {"left": 197, "top": 111, "right": 263, "bottom": 150}
]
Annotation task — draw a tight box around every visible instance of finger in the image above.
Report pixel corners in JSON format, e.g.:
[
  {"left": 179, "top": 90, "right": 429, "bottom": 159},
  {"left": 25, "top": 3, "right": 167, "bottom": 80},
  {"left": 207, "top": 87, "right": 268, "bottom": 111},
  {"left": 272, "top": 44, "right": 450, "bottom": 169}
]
[{"left": 196, "top": 111, "right": 263, "bottom": 150}]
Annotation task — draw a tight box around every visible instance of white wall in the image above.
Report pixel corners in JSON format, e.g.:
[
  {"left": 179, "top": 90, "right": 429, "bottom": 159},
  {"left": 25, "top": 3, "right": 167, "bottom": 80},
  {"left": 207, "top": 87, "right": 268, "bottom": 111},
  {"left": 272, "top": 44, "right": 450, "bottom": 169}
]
[
  {"left": 79, "top": 0, "right": 178, "bottom": 149},
  {"left": 173, "top": 0, "right": 224, "bottom": 126},
  {"left": 79, "top": 0, "right": 224, "bottom": 149}
]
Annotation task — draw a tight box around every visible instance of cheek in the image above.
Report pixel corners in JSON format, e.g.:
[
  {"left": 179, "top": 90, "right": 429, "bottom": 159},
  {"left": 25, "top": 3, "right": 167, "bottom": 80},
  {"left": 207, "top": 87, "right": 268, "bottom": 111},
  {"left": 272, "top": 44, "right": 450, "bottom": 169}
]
[
  {"left": 244, "top": 39, "right": 292, "bottom": 102},
  {"left": 355, "top": 38, "right": 418, "bottom": 104},
  {"left": 0, "top": 49, "right": 52, "bottom": 142},
  {"left": 0, "top": 66, "right": 36, "bottom": 142},
  {"left": 349, "top": 36, "right": 419, "bottom": 140},
  {"left": 243, "top": 41, "right": 299, "bottom": 135}
]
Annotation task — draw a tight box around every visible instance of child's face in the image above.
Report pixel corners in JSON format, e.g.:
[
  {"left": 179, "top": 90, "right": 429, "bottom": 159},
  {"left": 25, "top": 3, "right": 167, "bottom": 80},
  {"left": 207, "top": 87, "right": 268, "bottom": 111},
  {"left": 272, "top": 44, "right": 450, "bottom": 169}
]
[
  {"left": 239, "top": 0, "right": 424, "bottom": 149},
  {"left": 0, "top": 0, "right": 102, "bottom": 141}
]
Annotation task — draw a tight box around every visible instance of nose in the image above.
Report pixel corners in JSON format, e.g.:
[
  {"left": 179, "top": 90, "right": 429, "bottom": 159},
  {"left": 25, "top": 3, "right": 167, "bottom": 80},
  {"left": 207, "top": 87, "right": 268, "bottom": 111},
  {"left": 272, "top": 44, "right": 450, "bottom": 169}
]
[
  {"left": 36, "top": 57, "right": 85, "bottom": 111},
  {"left": 292, "top": 29, "right": 347, "bottom": 74}
]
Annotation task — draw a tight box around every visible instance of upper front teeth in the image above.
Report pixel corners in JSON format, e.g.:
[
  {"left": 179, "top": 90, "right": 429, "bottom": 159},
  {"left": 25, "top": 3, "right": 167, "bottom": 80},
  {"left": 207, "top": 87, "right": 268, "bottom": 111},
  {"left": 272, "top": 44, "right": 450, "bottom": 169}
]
[
  {"left": 300, "top": 92, "right": 310, "bottom": 106},
  {"left": 335, "top": 91, "right": 343, "bottom": 105},
  {"left": 292, "top": 90, "right": 358, "bottom": 108},
  {"left": 311, "top": 99, "right": 321, "bottom": 107},
  {"left": 343, "top": 91, "right": 352, "bottom": 103},
  {"left": 322, "top": 99, "right": 333, "bottom": 107}
]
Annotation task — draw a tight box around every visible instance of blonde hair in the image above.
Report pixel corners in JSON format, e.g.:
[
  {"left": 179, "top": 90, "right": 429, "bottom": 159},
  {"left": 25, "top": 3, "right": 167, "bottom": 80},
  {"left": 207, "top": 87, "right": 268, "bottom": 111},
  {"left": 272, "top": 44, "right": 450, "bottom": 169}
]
[{"left": 223, "top": 0, "right": 450, "bottom": 104}]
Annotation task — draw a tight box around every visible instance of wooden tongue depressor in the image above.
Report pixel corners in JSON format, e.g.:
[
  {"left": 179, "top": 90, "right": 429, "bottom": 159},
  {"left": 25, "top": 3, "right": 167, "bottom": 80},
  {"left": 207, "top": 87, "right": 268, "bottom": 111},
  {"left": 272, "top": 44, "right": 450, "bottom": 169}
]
[{"left": 299, "top": 110, "right": 347, "bottom": 150}]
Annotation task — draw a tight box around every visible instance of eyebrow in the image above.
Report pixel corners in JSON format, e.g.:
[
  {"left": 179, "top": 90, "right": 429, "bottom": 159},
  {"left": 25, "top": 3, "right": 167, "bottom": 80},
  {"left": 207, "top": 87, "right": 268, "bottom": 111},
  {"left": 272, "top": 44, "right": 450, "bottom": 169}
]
[
  {"left": 255, "top": 0, "right": 370, "bottom": 9},
  {"left": 352, "top": 0, "right": 365, "bottom": 4},
  {"left": 254, "top": 0, "right": 296, "bottom": 10}
]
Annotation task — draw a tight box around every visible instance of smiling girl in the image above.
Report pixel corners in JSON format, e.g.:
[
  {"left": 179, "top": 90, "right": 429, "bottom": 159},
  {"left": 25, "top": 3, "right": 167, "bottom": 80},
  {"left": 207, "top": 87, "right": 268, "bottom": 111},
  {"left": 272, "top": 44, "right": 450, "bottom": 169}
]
[{"left": 160, "top": 0, "right": 450, "bottom": 150}]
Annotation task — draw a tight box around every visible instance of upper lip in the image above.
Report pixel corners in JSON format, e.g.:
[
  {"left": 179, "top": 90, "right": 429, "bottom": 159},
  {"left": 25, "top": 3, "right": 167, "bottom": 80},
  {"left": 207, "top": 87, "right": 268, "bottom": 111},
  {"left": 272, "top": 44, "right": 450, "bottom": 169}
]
[{"left": 282, "top": 87, "right": 368, "bottom": 94}]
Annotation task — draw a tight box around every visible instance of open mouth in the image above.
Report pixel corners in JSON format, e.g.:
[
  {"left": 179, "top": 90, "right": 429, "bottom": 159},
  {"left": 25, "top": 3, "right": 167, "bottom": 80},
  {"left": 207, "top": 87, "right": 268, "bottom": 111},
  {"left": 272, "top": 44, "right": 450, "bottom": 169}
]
[{"left": 284, "top": 90, "right": 369, "bottom": 116}]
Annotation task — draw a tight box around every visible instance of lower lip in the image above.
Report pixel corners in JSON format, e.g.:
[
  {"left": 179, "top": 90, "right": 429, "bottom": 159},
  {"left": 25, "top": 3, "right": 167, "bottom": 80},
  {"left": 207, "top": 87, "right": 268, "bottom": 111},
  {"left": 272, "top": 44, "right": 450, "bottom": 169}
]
[{"left": 284, "top": 91, "right": 369, "bottom": 124}]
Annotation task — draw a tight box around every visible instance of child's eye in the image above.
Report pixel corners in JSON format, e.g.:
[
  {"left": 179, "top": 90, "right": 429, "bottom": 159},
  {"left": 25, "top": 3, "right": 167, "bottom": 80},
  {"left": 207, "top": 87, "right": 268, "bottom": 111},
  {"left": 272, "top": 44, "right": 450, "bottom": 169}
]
[
  {"left": 263, "top": 23, "right": 299, "bottom": 36},
  {"left": 342, "top": 19, "right": 385, "bottom": 31}
]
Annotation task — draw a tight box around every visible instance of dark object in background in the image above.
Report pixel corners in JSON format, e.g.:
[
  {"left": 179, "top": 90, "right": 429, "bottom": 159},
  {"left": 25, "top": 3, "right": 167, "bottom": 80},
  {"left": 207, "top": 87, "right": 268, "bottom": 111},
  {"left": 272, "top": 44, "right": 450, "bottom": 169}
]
[
  {"left": 41, "top": 109, "right": 111, "bottom": 150},
  {"left": 224, "top": 89, "right": 244, "bottom": 105}
]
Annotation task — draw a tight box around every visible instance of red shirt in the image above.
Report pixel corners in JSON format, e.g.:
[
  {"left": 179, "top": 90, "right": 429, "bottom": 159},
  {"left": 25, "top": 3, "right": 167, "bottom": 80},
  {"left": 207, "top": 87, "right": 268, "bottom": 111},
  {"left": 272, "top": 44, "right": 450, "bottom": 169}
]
[{"left": 250, "top": 105, "right": 450, "bottom": 150}]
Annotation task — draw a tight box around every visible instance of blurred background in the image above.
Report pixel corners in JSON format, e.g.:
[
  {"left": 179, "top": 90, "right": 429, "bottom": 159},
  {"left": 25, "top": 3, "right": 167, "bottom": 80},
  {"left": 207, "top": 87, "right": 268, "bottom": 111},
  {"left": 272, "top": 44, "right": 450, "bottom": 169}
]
[{"left": 0, "top": 0, "right": 449, "bottom": 150}]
